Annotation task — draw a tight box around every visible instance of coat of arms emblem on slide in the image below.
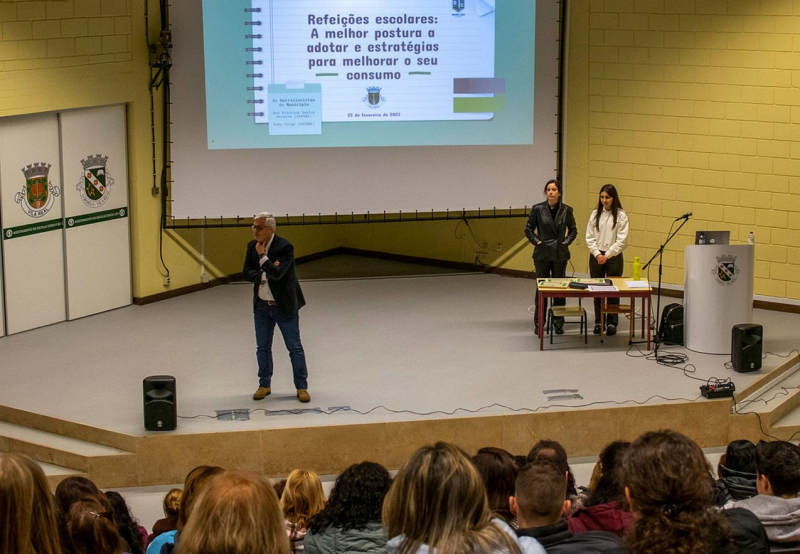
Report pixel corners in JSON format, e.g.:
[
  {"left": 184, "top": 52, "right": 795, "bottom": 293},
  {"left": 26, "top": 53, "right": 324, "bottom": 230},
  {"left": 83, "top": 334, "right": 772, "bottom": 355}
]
[
  {"left": 713, "top": 254, "right": 739, "bottom": 286},
  {"left": 77, "top": 154, "right": 114, "bottom": 208},
  {"left": 452, "top": 0, "right": 465, "bottom": 12},
  {"left": 15, "top": 162, "right": 60, "bottom": 218},
  {"left": 363, "top": 86, "right": 385, "bottom": 108}
]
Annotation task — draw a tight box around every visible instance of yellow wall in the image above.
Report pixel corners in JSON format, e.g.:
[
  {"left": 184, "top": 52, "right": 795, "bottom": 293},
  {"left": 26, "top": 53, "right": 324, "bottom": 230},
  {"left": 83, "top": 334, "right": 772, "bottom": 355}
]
[
  {"left": 572, "top": 0, "right": 800, "bottom": 300},
  {"left": 2, "top": 0, "right": 798, "bottom": 302}
]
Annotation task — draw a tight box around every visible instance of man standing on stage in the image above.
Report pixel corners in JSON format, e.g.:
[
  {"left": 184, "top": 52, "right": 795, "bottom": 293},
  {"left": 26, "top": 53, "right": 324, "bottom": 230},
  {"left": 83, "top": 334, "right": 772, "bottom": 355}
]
[{"left": 243, "top": 212, "right": 310, "bottom": 403}]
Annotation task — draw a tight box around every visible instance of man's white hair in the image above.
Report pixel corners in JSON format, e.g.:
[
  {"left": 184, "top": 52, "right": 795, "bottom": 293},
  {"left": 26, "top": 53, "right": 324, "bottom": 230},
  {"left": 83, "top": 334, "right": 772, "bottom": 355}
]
[{"left": 255, "top": 212, "right": 276, "bottom": 229}]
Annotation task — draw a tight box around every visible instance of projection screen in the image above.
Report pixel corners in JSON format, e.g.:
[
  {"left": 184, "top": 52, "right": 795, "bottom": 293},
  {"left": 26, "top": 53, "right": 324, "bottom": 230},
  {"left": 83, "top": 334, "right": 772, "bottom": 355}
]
[{"left": 169, "top": 0, "right": 560, "bottom": 219}]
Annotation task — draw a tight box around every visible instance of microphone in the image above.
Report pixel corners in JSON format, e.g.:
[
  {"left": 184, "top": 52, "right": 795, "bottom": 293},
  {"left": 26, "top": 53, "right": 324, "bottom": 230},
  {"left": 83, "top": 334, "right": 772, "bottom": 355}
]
[{"left": 674, "top": 212, "right": 692, "bottom": 221}]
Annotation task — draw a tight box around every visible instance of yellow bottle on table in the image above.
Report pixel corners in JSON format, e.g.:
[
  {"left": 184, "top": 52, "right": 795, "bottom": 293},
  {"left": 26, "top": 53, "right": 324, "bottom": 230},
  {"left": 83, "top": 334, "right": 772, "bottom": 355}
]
[{"left": 632, "top": 256, "right": 642, "bottom": 280}]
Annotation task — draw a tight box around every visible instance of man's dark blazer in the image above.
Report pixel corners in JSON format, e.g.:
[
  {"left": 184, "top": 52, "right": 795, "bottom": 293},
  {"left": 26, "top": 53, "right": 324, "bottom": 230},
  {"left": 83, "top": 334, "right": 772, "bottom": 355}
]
[{"left": 243, "top": 235, "right": 306, "bottom": 317}]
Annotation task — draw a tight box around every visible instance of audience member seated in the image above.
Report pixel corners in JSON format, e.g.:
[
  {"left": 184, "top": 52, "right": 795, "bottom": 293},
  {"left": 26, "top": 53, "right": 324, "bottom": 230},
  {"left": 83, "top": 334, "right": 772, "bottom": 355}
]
[
  {"left": 568, "top": 441, "right": 633, "bottom": 538},
  {"left": 280, "top": 469, "right": 327, "bottom": 553},
  {"left": 0, "top": 453, "right": 64, "bottom": 554},
  {"left": 714, "top": 439, "right": 758, "bottom": 507},
  {"left": 623, "top": 430, "right": 769, "bottom": 554},
  {"left": 55, "top": 475, "right": 102, "bottom": 554},
  {"left": 177, "top": 470, "right": 290, "bottom": 554},
  {"left": 383, "top": 441, "right": 546, "bottom": 554},
  {"left": 304, "top": 461, "right": 391, "bottom": 554},
  {"left": 527, "top": 440, "right": 584, "bottom": 513},
  {"left": 147, "top": 465, "right": 224, "bottom": 554},
  {"left": 725, "top": 440, "right": 800, "bottom": 551},
  {"left": 67, "top": 495, "right": 128, "bottom": 554},
  {"left": 473, "top": 447, "right": 522, "bottom": 527},
  {"left": 512, "top": 460, "right": 628, "bottom": 553},
  {"left": 106, "top": 491, "right": 147, "bottom": 554},
  {"left": 149, "top": 488, "right": 181, "bottom": 543}
]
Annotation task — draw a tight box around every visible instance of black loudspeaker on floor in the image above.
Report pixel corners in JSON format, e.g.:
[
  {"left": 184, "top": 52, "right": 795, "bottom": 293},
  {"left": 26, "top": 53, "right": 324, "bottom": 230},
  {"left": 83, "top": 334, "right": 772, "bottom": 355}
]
[
  {"left": 731, "top": 324, "right": 763, "bottom": 373},
  {"left": 143, "top": 375, "right": 177, "bottom": 431}
]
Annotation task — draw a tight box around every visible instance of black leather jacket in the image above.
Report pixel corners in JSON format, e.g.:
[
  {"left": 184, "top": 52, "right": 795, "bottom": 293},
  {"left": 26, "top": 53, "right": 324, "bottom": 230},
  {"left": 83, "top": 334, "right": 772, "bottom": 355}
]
[{"left": 525, "top": 201, "right": 578, "bottom": 263}]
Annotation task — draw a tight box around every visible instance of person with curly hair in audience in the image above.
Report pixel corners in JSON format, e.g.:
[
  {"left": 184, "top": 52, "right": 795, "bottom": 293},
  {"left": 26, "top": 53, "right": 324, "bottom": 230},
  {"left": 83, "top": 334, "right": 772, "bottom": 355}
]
[
  {"left": 148, "top": 465, "right": 224, "bottom": 554},
  {"left": 176, "top": 470, "right": 290, "bottom": 554},
  {"left": 568, "top": 441, "right": 633, "bottom": 538},
  {"left": 527, "top": 440, "right": 584, "bottom": 513},
  {"left": 512, "top": 459, "right": 628, "bottom": 553},
  {"left": 304, "top": 461, "right": 391, "bottom": 554},
  {"left": 67, "top": 494, "right": 129, "bottom": 554},
  {"left": 383, "top": 441, "right": 546, "bottom": 554},
  {"left": 105, "top": 491, "right": 147, "bottom": 554},
  {"left": 623, "top": 430, "right": 768, "bottom": 554},
  {"left": 1, "top": 453, "right": 64, "bottom": 554},
  {"left": 473, "top": 447, "right": 522, "bottom": 527},
  {"left": 280, "top": 469, "right": 327, "bottom": 553},
  {"left": 713, "top": 440, "right": 758, "bottom": 507},
  {"left": 724, "top": 440, "right": 800, "bottom": 550},
  {"left": 149, "top": 488, "right": 182, "bottom": 543}
]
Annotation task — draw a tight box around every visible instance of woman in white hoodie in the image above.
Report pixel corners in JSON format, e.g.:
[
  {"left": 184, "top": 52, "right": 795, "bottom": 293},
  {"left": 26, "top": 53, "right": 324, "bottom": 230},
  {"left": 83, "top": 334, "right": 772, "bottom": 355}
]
[
  {"left": 382, "top": 442, "right": 545, "bottom": 554},
  {"left": 585, "top": 184, "right": 629, "bottom": 336}
]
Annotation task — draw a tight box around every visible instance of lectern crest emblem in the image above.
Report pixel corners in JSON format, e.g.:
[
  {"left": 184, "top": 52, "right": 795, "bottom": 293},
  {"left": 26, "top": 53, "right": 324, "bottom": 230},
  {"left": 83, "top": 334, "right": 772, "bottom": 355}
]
[
  {"left": 15, "top": 163, "right": 60, "bottom": 218},
  {"left": 713, "top": 254, "right": 739, "bottom": 286}
]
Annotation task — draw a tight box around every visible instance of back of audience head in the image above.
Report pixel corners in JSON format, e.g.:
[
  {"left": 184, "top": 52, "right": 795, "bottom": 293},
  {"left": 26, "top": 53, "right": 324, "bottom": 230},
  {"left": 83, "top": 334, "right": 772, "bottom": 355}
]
[
  {"left": 723, "top": 439, "right": 757, "bottom": 474},
  {"left": 511, "top": 460, "right": 569, "bottom": 529},
  {"left": 177, "top": 470, "right": 290, "bottom": 554},
  {"left": 472, "top": 447, "right": 520, "bottom": 524},
  {"left": 382, "top": 441, "right": 522, "bottom": 554},
  {"left": 0, "top": 453, "right": 63, "bottom": 554},
  {"left": 177, "top": 465, "right": 225, "bottom": 531},
  {"left": 104, "top": 491, "right": 144, "bottom": 554},
  {"left": 163, "top": 487, "right": 182, "bottom": 518},
  {"left": 527, "top": 439, "right": 578, "bottom": 499},
  {"left": 623, "top": 430, "right": 730, "bottom": 553},
  {"left": 308, "top": 461, "right": 391, "bottom": 534},
  {"left": 67, "top": 494, "right": 127, "bottom": 554},
  {"left": 55, "top": 475, "right": 101, "bottom": 516},
  {"left": 585, "top": 440, "right": 631, "bottom": 507},
  {"left": 755, "top": 440, "right": 800, "bottom": 498},
  {"left": 280, "top": 468, "right": 326, "bottom": 529}
]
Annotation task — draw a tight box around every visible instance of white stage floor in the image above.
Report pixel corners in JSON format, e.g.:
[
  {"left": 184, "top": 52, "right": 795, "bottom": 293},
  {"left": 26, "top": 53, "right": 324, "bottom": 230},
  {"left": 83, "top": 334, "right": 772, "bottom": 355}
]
[{"left": 1, "top": 259, "right": 798, "bottom": 436}]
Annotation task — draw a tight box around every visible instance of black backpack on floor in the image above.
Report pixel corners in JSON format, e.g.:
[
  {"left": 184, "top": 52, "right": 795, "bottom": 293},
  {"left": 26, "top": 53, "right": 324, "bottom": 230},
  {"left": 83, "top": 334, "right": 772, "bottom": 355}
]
[{"left": 659, "top": 303, "right": 684, "bottom": 346}]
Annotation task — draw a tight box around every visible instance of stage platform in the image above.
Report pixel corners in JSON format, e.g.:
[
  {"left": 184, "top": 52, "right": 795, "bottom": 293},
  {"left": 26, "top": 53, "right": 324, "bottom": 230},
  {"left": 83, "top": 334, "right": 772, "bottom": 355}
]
[{"left": 1, "top": 255, "right": 798, "bottom": 488}]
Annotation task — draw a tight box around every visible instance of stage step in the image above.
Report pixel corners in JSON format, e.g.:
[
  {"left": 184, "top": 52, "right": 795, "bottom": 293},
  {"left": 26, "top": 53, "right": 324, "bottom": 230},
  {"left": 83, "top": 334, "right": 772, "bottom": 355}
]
[
  {"left": 736, "top": 357, "right": 800, "bottom": 440},
  {"left": 38, "top": 461, "right": 89, "bottom": 489},
  {"left": 0, "top": 421, "right": 138, "bottom": 488}
]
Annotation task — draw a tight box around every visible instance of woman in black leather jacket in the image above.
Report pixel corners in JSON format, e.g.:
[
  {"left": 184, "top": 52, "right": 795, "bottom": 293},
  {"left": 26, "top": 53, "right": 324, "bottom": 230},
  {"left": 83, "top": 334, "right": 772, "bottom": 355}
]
[{"left": 524, "top": 179, "right": 577, "bottom": 334}]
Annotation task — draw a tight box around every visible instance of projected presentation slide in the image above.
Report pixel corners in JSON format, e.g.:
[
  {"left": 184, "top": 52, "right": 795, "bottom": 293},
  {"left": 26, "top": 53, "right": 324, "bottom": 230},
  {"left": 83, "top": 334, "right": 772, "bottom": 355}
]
[{"left": 202, "top": 0, "right": 535, "bottom": 149}]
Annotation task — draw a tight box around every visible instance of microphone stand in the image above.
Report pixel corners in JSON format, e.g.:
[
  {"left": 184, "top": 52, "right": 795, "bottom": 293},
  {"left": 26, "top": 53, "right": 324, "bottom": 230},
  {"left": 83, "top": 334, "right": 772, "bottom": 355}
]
[{"left": 641, "top": 216, "right": 691, "bottom": 359}]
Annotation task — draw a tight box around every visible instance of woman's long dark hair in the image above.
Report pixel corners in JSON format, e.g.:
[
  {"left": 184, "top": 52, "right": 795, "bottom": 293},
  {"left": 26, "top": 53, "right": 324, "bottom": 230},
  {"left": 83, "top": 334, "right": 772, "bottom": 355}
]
[
  {"left": 585, "top": 441, "right": 630, "bottom": 507},
  {"left": 624, "top": 430, "right": 730, "bottom": 554},
  {"left": 104, "top": 491, "right": 144, "bottom": 554},
  {"left": 472, "top": 447, "right": 521, "bottom": 524},
  {"left": 594, "top": 184, "right": 623, "bottom": 230},
  {"left": 308, "top": 462, "right": 391, "bottom": 534}
]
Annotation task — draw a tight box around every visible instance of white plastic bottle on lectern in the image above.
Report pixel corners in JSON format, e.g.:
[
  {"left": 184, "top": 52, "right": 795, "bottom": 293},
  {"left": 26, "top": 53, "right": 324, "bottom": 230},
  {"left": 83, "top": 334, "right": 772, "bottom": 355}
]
[
  {"left": 698, "top": 232, "right": 706, "bottom": 245},
  {"left": 748, "top": 231, "right": 755, "bottom": 245}
]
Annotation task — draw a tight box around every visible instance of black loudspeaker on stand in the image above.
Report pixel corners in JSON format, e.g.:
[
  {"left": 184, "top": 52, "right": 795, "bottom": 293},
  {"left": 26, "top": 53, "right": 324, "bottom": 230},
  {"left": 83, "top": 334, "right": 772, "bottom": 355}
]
[
  {"left": 143, "top": 375, "right": 177, "bottom": 431},
  {"left": 731, "top": 324, "right": 763, "bottom": 373}
]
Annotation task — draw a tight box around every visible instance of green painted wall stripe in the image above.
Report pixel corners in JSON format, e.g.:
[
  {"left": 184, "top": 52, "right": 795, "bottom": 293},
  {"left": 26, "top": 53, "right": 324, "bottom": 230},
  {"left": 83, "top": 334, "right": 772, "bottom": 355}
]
[
  {"left": 66, "top": 207, "right": 128, "bottom": 229},
  {"left": 453, "top": 95, "right": 506, "bottom": 114},
  {"left": 3, "top": 218, "right": 64, "bottom": 240}
]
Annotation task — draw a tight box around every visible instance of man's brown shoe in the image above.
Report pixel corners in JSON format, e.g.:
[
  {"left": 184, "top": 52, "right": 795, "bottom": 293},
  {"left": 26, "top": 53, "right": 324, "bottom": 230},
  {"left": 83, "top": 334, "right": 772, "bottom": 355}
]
[
  {"left": 253, "top": 387, "right": 271, "bottom": 400},
  {"left": 297, "top": 389, "right": 311, "bottom": 403}
]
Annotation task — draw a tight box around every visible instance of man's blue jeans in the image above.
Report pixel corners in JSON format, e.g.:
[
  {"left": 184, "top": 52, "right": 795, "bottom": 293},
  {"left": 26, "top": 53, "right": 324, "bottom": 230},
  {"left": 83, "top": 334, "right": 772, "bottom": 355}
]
[{"left": 254, "top": 301, "right": 308, "bottom": 390}]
